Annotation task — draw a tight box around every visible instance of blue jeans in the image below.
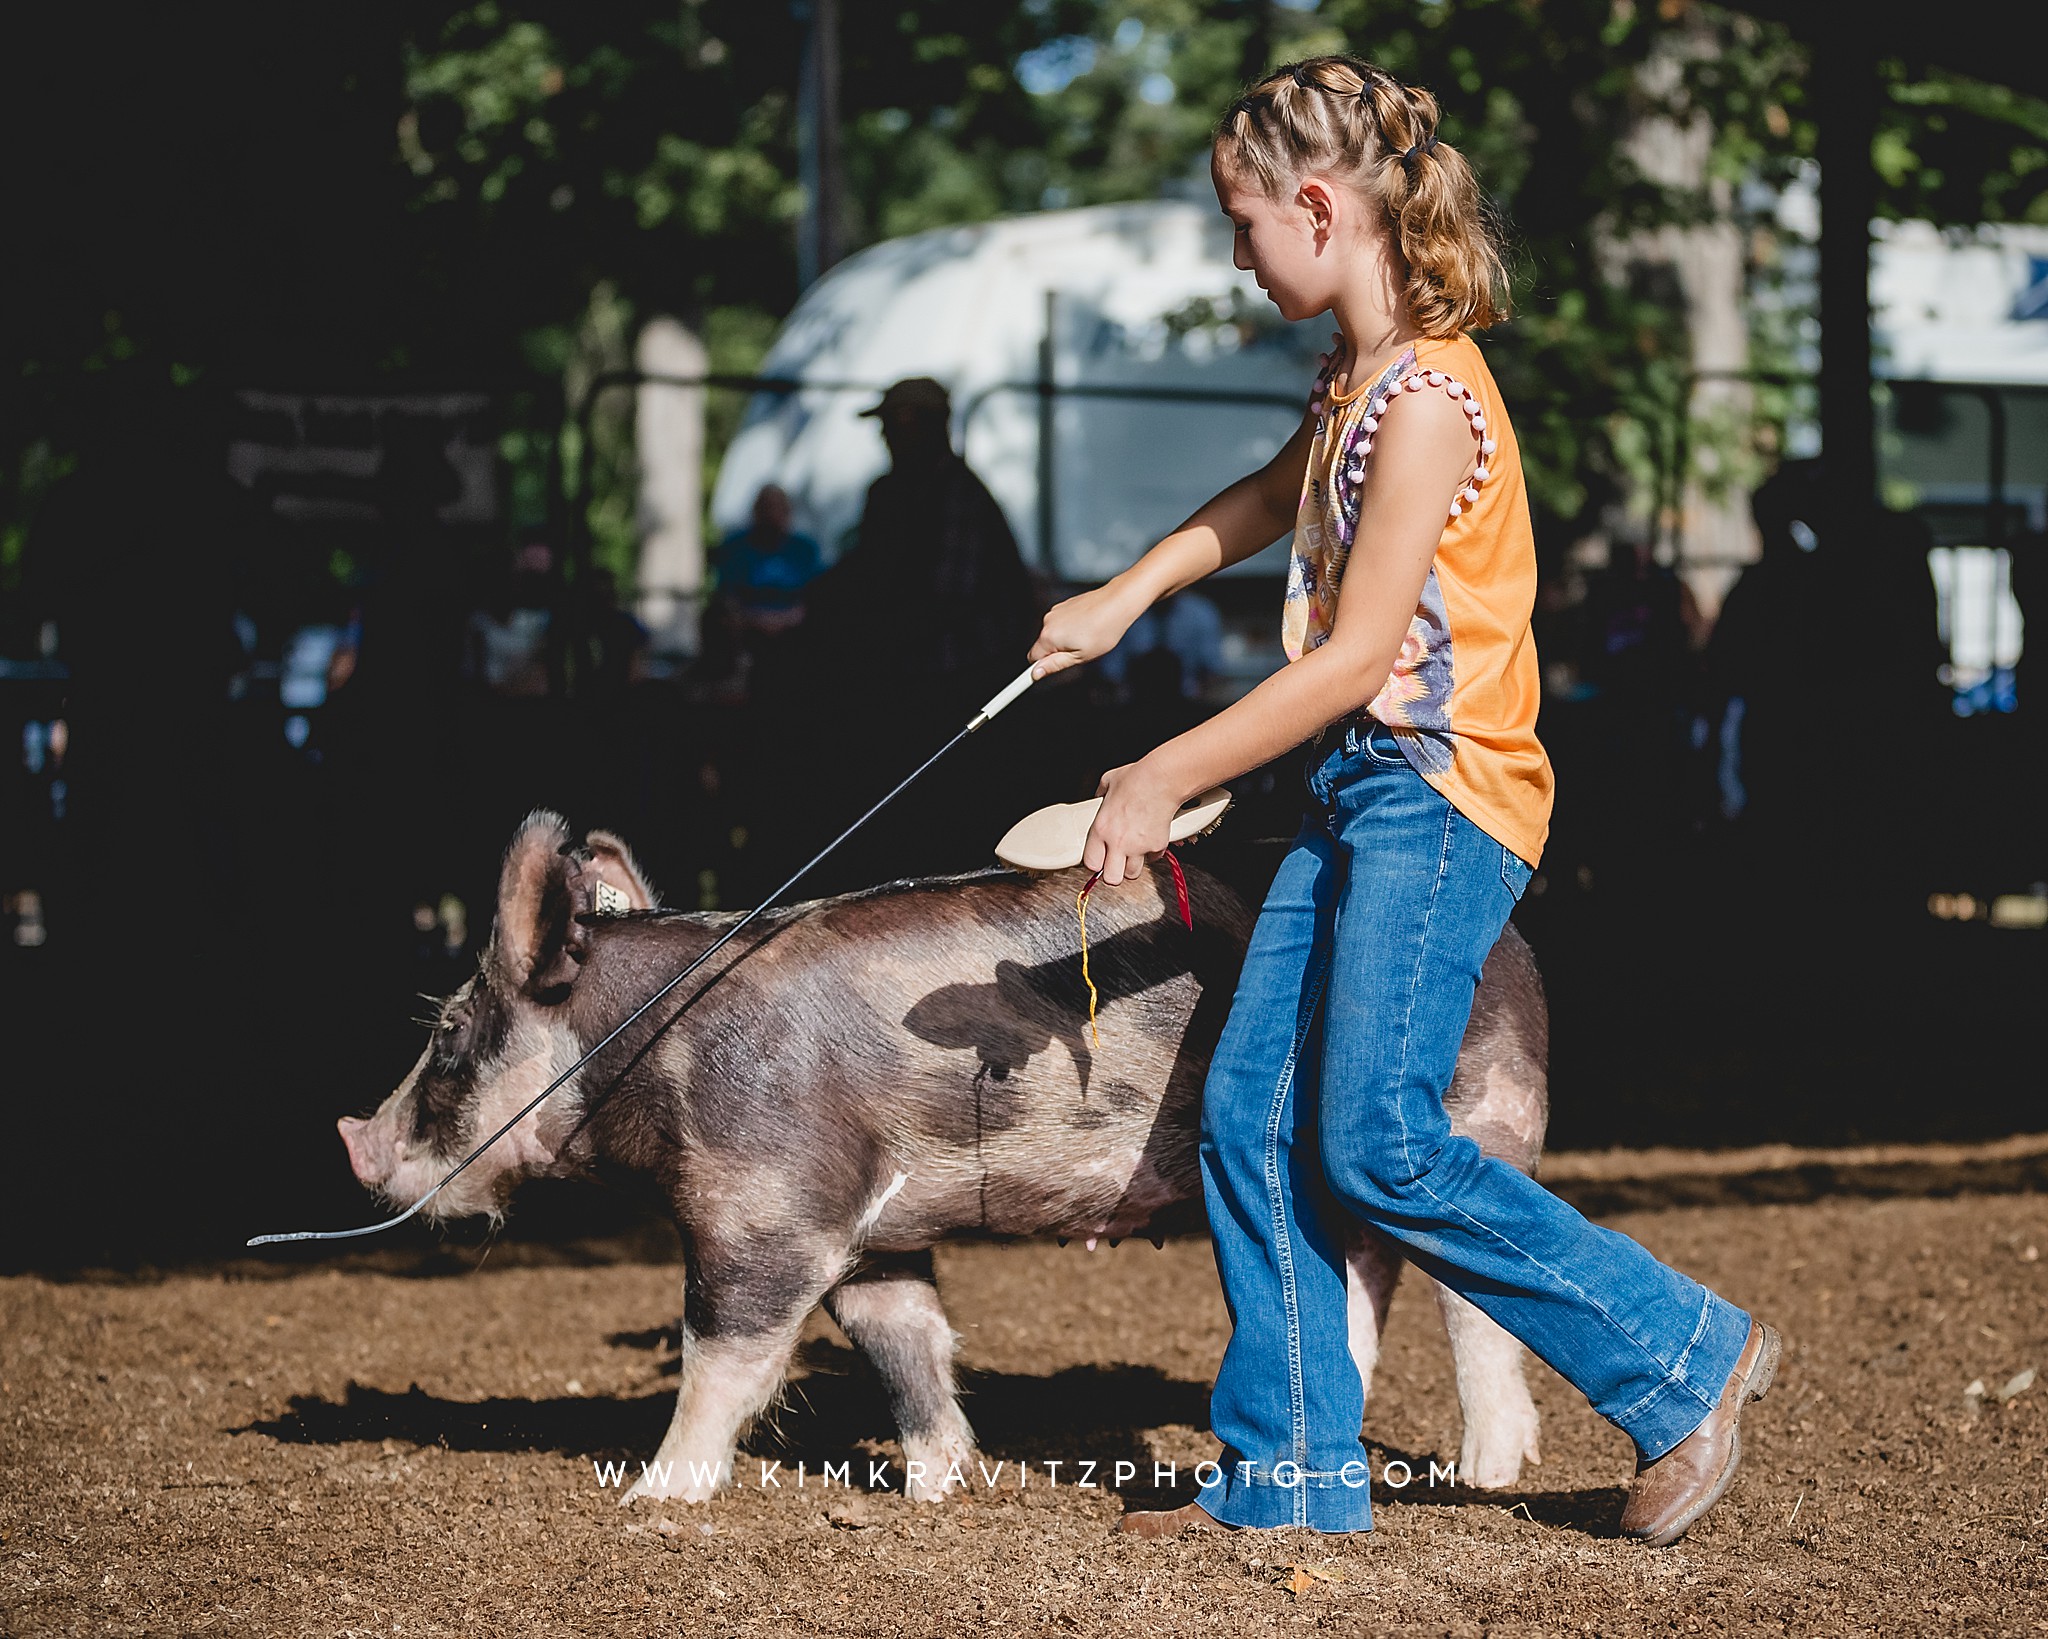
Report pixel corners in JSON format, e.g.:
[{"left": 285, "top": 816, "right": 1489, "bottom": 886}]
[{"left": 1194, "top": 717, "right": 1753, "bottom": 1532}]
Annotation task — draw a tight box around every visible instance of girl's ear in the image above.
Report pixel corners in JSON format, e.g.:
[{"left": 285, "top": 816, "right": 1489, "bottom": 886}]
[{"left": 1296, "top": 176, "right": 1340, "bottom": 241}]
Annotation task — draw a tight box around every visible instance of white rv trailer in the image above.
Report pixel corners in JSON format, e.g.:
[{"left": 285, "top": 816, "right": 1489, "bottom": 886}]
[
  {"left": 709, "top": 199, "right": 1326, "bottom": 586},
  {"left": 710, "top": 204, "right": 2047, "bottom": 705}
]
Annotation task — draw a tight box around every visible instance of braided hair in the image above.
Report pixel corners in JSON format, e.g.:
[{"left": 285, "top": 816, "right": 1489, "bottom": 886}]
[{"left": 1215, "top": 55, "right": 1509, "bottom": 336}]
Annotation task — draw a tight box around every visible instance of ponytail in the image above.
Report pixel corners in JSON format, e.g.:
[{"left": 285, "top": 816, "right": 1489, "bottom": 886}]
[{"left": 1214, "top": 55, "right": 1510, "bottom": 336}]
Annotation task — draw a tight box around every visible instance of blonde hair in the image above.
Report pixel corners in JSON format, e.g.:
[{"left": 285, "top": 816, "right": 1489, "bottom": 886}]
[{"left": 1215, "top": 55, "right": 1510, "bottom": 336}]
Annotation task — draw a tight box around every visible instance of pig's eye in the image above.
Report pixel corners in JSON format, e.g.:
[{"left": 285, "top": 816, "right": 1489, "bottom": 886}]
[{"left": 430, "top": 1012, "right": 471, "bottom": 1067}]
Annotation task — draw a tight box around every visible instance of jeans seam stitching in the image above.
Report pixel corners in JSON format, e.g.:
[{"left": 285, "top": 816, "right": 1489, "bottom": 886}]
[
  {"left": 1266, "top": 947, "right": 1332, "bottom": 1513},
  {"left": 1363, "top": 729, "right": 1406, "bottom": 767},
  {"left": 1391, "top": 801, "right": 1457, "bottom": 1185},
  {"left": 1669, "top": 1289, "right": 1716, "bottom": 1381},
  {"left": 1408, "top": 1165, "right": 1719, "bottom": 1426},
  {"left": 1610, "top": 1291, "right": 1720, "bottom": 1423},
  {"left": 1363, "top": 798, "right": 1719, "bottom": 1427}
]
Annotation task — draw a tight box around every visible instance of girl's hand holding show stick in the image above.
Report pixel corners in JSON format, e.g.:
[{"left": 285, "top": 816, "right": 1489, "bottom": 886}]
[
  {"left": 1025, "top": 431, "right": 1315, "bottom": 888},
  {"left": 1028, "top": 580, "right": 1147, "bottom": 680},
  {"left": 1028, "top": 582, "right": 1178, "bottom": 885}
]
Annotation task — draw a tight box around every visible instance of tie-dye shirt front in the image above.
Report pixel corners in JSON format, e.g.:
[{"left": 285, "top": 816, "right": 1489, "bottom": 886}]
[{"left": 1280, "top": 332, "right": 1554, "bottom": 866}]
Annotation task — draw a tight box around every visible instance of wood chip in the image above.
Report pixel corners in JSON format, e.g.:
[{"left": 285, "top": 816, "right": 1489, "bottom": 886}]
[{"left": 1279, "top": 1561, "right": 1343, "bottom": 1595}]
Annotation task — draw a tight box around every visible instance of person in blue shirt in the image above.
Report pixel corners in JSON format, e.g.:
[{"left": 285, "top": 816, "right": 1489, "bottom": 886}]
[
  {"left": 714, "top": 484, "right": 821, "bottom": 630},
  {"left": 705, "top": 484, "right": 822, "bottom": 701}
]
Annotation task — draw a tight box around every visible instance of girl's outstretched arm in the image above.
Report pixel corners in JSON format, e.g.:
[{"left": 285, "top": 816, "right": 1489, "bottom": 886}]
[
  {"left": 1027, "top": 412, "right": 1316, "bottom": 678},
  {"left": 1083, "top": 381, "right": 1476, "bottom": 883}
]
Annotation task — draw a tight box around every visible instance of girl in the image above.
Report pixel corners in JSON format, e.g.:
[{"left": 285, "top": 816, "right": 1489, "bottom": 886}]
[{"left": 1026, "top": 55, "right": 1779, "bottom": 1543}]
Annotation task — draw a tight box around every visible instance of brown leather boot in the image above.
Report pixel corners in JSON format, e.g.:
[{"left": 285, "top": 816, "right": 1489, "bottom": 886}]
[
  {"left": 1116, "top": 1500, "right": 1230, "bottom": 1539},
  {"left": 1619, "top": 1319, "right": 1782, "bottom": 1547}
]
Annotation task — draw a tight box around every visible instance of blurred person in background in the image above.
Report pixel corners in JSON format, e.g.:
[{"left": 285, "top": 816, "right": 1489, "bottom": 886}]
[
  {"left": 1577, "top": 531, "right": 1700, "bottom": 865},
  {"left": 1823, "top": 504, "right": 1945, "bottom": 849},
  {"left": 803, "top": 376, "right": 1039, "bottom": 696},
  {"left": 773, "top": 376, "right": 1040, "bottom": 887},
  {"left": 578, "top": 567, "right": 648, "bottom": 698},
  {"left": 463, "top": 541, "right": 554, "bottom": 699},
  {"left": 1097, "top": 588, "right": 1226, "bottom": 704},
  {"left": 1707, "top": 460, "right": 1832, "bottom": 827},
  {"left": 712, "top": 483, "right": 821, "bottom": 628},
  {"left": 703, "top": 483, "right": 820, "bottom": 701}
]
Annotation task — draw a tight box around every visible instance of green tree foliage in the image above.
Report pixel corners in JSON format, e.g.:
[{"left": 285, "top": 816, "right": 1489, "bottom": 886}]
[
  {"left": 393, "top": 0, "right": 1819, "bottom": 551},
  {"left": 4, "top": 1, "right": 2044, "bottom": 609},
  {"left": 1877, "top": 65, "right": 2048, "bottom": 226},
  {"left": 1304, "top": 1, "right": 1808, "bottom": 536}
]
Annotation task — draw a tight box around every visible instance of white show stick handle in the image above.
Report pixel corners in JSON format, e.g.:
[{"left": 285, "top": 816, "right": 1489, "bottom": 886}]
[{"left": 969, "top": 665, "right": 1039, "bottom": 729}]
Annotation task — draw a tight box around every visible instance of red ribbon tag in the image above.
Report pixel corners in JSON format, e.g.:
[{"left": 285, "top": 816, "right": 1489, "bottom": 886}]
[
  {"left": 1165, "top": 848, "right": 1193, "bottom": 930},
  {"left": 1075, "top": 853, "right": 1193, "bottom": 930}
]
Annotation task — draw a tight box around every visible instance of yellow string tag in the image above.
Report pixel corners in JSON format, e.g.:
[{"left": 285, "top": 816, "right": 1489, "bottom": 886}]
[
  {"left": 1071, "top": 855, "right": 1189, "bottom": 1052},
  {"left": 1075, "top": 874, "right": 1101, "bottom": 1048}
]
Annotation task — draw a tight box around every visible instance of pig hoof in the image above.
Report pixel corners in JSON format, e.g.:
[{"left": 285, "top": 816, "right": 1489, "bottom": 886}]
[
  {"left": 620, "top": 1469, "right": 719, "bottom": 1507},
  {"left": 1460, "top": 1415, "right": 1542, "bottom": 1490},
  {"left": 1462, "top": 1455, "right": 1521, "bottom": 1490},
  {"left": 903, "top": 1434, "right": 977, "bottom": 1501}
]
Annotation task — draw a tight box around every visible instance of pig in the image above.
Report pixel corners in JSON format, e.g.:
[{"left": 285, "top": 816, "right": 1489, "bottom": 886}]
[{"left": 340, "top": 811, "right": 1550, "bottom": 1504}]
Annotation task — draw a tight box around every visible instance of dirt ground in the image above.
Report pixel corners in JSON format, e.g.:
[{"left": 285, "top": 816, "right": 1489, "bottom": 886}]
[{"left": 5, "top": 1166, "right": 2046, "bottom": 1638}]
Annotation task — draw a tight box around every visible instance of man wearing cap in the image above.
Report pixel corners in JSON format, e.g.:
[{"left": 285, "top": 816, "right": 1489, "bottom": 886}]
[{"left": 805, "top": 376, "right": 1039, "bottom": 691}]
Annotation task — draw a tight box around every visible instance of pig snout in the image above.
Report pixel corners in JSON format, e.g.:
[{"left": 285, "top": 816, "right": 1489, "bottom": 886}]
[{"left": 339, "top": 1115, "right": 393, "bottom": 1187}]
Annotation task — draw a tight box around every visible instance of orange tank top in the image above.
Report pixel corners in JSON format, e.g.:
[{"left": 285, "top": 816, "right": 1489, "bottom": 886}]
[{"left": 1282, "top": 331, "right": 1553, "bottom": 866}]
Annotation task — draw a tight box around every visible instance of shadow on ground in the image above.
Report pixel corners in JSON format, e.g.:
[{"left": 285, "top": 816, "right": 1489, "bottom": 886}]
[{"left": 233, "top": 1346, "right": 1623, "bottom": 1535}]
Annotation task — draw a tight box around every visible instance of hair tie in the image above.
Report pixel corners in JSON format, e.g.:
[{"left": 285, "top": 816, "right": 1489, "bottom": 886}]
[
  {"left": 1289, "top": 64, "right": 1311, "bottom": 89},
  {"left": 1400, "top": 132, "right": 1439, "bottom": 176}
]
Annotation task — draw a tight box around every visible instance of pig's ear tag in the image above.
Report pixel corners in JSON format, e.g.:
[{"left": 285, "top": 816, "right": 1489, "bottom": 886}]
[{"left": 594, "top": 880, "right": 632, "bottom": 916}]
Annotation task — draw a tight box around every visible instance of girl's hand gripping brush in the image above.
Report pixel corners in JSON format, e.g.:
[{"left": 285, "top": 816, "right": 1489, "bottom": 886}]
[
  {"left": 993, "top": 785, "right": 1232, "bottom": 1047},
  {"left": 993, "top": 787, "right": 1232, "bottom": 873}
]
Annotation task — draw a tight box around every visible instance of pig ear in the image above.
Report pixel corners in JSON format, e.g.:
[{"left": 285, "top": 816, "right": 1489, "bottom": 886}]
[
  {"left": 580, "top": 829, "right": 659, "bottom": 912},
  {"left": 491, "top": 810, "right": 582, "bottom": 995}
]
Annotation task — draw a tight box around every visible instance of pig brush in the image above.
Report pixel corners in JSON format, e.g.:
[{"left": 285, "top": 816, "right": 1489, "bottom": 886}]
[
  {"left": 249, "top": 665, "right": 1045, "bottom": 1247},
  {"left": 993, "top": 786, "right": 1231, "bottom": 1046}
]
